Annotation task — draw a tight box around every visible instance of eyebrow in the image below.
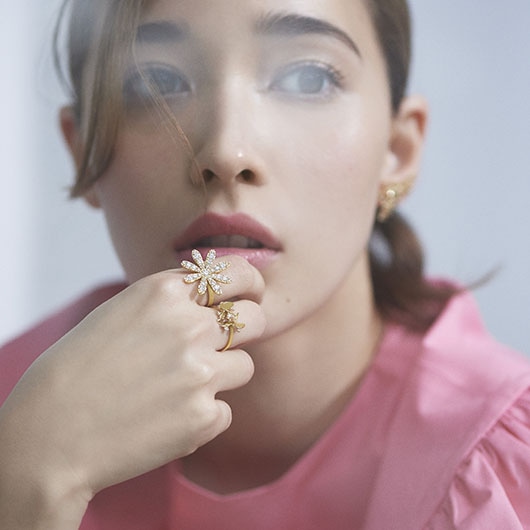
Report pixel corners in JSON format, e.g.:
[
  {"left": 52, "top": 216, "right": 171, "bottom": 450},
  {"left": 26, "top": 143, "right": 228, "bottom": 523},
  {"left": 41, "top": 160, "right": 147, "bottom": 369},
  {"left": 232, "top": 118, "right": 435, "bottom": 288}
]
[
  {"left": 135, "top": 20, "right": 189, "bottom": 44},
  {"left": 255, "top": 12, "right": 362, "bottom": 58},
  {"left": 135, "top": 13, "right": 361, "bottom": 58}
]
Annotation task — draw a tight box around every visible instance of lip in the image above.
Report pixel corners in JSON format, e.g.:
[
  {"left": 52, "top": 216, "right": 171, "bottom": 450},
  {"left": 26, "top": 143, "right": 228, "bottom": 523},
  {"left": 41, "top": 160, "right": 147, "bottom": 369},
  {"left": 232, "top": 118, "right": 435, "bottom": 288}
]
[{"left": 174, "top": 212, "right": 281, "bottom": 269}]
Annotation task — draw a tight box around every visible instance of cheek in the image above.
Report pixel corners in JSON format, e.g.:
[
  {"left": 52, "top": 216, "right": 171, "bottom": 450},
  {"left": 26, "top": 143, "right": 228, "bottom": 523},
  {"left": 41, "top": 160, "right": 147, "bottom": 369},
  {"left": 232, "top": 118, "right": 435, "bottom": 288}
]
[
  {"left": 267, "top": 102, "right": 390, "bottom": 282},
  {"left": 284, "top": 113, "right": 388, "bottom": 226},
  {"left": 92, "top": 133, "right": 198, "bottom": 279},
  {"left": 97, "top": 127, "right": 195, "bottom": 217}
]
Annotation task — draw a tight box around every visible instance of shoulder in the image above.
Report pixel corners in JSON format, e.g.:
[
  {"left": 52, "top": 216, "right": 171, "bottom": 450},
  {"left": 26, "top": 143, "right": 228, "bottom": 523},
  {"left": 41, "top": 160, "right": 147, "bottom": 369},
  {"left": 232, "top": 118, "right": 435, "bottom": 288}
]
[
  {"left": 414, "top": 289, "right": 530, "bottom": 434},
  {"left": 365, "top": 289, "right": 530, "bottom": 529},
  {"left": 420, "top": 291, "right": 530, "bottom": 528},
  {"left": 425, "top": 388, "right": 530, "bottom": 528},
  {"left": 0, "top": 283, "right": 126, "bottom": 404},
  {"left": 423, "top": 288, "right": 529, "bottom": 387}
]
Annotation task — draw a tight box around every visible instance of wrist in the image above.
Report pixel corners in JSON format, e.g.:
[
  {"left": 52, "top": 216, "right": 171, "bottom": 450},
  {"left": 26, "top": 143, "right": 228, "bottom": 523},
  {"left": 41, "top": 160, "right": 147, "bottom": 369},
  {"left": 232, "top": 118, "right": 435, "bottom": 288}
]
[
  {"left": 0, "top": 457, "right": 89, "bottom": 530},
  {"left": 0, "top": 406, "right": 90, "bottom": 530}
]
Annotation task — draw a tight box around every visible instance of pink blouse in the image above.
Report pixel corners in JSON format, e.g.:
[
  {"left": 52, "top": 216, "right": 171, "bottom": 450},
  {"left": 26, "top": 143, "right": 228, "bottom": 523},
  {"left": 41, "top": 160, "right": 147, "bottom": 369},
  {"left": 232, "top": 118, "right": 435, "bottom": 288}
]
[{"left": 1, "top": 285, "right": 530, "bottom": 529}]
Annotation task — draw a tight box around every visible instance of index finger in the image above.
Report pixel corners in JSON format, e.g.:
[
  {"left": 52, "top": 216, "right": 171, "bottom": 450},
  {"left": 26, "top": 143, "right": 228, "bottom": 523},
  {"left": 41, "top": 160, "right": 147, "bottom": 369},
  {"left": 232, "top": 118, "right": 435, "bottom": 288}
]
[{"left": 178, "top": 251, "right": 265, "bottom": 307}]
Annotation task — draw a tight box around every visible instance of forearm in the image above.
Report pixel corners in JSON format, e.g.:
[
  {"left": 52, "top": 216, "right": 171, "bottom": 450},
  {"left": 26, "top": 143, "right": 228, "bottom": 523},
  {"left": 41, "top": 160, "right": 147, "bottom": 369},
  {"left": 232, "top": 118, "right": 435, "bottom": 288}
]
[{"left": 0, "top": 406, "right": 89, "bottom": 530}]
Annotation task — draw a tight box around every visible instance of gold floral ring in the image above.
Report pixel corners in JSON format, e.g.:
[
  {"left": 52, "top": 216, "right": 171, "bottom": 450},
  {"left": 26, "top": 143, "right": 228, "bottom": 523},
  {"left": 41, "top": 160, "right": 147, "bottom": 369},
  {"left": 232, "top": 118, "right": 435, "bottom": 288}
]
[
  {"left": 181, "top": 249, "right": 232, "bottom": 307},
  {"left": 216, "top": 301, "right": 246, "bottom": 352}
]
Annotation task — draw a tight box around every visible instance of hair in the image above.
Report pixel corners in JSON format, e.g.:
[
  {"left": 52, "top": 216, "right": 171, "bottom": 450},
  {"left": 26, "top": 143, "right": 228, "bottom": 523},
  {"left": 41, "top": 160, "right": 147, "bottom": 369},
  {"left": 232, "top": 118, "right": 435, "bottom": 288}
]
[
  {"left": 54, "top": 0, "right": 145, "bottom": 196},
  {"left": 54, "top": 0, "right": 458, "bottom": 330}
]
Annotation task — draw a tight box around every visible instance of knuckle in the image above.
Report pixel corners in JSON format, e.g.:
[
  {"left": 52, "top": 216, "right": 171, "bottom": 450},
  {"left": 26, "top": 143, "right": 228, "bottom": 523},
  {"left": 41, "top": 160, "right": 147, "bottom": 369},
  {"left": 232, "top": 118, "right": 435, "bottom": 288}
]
[
  {"left": 132, "top": 271, "right": 182, "bottom": 311},
  {"left": 182, "top": 356, "right": 216, "bottom": 387},
  {"left": 147, "top": 272, "right": 182, "bottom": 301},
  {"left": 179, "top": 351, "right": 217, "bottom": 391},
  {"left": 192, "top": 398, "right": 231, "bottom": 445},
  {"left": 177, "top": 312, "right": 208, "bottom": 344}
]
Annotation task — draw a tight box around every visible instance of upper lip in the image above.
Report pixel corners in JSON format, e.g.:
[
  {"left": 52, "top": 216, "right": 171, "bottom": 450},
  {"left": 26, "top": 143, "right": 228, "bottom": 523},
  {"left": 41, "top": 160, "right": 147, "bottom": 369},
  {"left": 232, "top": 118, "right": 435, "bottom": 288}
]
[{"left": 174, "top": 212, "right": 281, "bottom": 251}]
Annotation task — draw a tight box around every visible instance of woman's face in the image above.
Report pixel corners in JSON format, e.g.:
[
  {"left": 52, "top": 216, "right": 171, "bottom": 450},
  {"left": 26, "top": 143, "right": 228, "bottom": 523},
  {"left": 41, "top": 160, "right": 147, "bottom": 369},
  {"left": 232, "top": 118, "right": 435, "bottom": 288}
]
[{"left": 74, "top": 0, "right": 413, "bottom": 338}]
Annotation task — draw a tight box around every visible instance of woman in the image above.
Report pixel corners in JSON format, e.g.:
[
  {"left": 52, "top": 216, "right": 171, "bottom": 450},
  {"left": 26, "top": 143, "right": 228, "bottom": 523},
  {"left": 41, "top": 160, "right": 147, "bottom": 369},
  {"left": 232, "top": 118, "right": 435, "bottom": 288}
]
[{"left": 1, "top": 0, "right": 529, "bottom": 528}]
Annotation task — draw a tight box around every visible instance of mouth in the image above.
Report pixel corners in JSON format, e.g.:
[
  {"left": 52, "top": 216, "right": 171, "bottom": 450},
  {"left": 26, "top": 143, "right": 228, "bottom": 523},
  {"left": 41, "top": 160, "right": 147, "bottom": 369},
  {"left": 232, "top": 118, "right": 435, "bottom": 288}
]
[{"left": 174, "top": 213, "right": 281, "bottom": 269}]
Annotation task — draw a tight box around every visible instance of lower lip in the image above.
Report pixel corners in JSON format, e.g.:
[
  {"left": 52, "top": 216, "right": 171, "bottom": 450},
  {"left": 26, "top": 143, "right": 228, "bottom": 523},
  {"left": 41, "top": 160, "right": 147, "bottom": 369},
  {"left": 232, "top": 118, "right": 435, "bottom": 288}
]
[{"left": 176, "top": 247, "right": 279, "bottom": 270}]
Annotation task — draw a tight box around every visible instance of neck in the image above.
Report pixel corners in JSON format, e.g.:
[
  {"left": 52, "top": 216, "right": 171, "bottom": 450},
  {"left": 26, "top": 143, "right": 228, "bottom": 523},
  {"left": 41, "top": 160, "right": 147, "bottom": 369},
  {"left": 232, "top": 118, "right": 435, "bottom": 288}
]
[{"left": 182, "top": 254, "right": 383, "bottom": 493}]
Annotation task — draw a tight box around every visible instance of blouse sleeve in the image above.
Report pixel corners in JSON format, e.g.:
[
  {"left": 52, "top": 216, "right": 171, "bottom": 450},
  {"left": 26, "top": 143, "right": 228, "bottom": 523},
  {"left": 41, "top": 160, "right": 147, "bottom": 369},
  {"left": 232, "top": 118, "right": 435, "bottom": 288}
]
[{"left": 426, "top": 388, "right": 530, "bottom": 530}]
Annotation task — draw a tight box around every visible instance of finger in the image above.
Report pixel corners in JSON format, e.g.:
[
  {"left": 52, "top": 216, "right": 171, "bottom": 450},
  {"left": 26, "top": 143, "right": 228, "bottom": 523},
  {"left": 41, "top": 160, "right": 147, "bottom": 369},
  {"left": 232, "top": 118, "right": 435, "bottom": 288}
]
[
  {"left": 214, "top": 399, "right": 233, "bottom": 434},
  {"left": 209, "top": 348, "right": 255, "bottom": 392},
  {"left": 211, "top": 254, "right": 265, "bottom": 303},
  {"left": 189, "top": 399, "right": 233, "bottom": 452},
  {"left": 210, "top": 300, "right": 265, "bottom": 352},
  {"left": 178, "top": 253, "right": 265, "bottom": 306}
]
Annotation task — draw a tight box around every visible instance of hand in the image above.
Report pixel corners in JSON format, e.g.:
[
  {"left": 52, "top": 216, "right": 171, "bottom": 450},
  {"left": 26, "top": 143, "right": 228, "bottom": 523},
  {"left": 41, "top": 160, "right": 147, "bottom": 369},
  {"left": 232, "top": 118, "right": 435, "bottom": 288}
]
[{"left": 0, "top": 256, "right": 265, "bottom": 525}]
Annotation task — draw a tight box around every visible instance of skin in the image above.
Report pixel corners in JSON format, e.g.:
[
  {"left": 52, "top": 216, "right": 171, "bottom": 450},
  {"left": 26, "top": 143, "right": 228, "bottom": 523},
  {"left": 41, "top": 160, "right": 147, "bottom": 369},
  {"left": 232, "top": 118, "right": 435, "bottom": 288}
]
[{"left": 0, "top": 0, "right": 427, "bottom": 527}]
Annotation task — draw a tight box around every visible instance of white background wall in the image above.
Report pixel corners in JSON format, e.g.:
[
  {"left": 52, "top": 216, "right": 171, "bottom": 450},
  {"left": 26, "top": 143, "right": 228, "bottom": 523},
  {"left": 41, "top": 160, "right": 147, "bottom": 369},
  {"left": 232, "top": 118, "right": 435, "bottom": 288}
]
[{"left": 1, "top": 1, "right": 529, "bottom": 355}]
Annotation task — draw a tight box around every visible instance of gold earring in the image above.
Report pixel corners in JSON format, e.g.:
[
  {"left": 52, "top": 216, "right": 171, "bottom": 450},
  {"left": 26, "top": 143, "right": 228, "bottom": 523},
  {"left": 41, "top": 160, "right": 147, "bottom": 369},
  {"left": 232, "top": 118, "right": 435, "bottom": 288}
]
[{"left": 376, "top": 180, "right": 414, "bottom": 222}]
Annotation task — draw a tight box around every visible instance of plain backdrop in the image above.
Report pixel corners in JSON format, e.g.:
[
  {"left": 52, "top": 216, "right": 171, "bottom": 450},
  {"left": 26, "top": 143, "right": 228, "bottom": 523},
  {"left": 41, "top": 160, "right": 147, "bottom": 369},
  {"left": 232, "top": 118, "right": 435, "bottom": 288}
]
[{"left": 1, "top": 1, "right": 529, "bottom": 355}]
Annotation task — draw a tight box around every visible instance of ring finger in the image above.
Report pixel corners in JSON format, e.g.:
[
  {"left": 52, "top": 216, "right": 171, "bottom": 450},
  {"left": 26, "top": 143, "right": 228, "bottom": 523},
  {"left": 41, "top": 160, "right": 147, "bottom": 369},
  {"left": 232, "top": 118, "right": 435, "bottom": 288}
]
[{"left": 210, "top": 299, "right": 265, "bottom": 353}]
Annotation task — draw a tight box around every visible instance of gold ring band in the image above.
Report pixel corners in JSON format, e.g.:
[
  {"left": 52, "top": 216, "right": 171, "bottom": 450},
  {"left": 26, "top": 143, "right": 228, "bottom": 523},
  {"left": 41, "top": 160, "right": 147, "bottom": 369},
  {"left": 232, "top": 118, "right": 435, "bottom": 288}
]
[
  {"left": 181, "top": 249, "right": 232, "bottom": 307},
  {"left": 222, "top": 326, "right": 235, "bottom": 352},
  {"left": 216, "top": 302, "right": 245, "bottom": 352},
  {"left": 207, "top": 285, "right": 216, "bottom": 307}
]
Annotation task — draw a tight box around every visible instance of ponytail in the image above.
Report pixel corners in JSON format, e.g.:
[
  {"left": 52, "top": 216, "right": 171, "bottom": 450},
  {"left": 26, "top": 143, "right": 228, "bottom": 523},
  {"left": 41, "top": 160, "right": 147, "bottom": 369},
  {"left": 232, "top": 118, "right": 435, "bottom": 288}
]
[{"left": 369, "top": 212, "right": 458, "bottom": 330}]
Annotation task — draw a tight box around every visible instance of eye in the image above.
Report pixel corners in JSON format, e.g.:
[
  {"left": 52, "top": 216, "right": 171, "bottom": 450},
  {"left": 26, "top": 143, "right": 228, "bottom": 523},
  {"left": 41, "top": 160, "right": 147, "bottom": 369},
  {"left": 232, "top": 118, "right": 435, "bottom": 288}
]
[
  {"left": 123, "top": 63, "right": 191, "bottom": 103},
  {"left": 270, "top": 62, "right": 343, "bottom": 97}
]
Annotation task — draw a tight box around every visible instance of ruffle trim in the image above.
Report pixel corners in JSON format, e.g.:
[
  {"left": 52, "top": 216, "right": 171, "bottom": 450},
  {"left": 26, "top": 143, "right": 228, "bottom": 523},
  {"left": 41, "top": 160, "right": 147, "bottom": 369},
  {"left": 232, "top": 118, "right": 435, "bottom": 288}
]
[{"left": 426, "top": 388, "right": 530, "bottom": 529}]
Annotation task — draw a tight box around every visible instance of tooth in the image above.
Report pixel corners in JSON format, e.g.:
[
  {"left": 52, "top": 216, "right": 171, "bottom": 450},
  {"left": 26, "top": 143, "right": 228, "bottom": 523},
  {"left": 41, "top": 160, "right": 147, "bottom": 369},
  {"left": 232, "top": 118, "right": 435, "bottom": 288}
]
[
  {"left": 209, "top": 235, "right": 230, "bottom": 247},
  {"left": 228, "top": 235, "right": 250, "bottom": 248}
]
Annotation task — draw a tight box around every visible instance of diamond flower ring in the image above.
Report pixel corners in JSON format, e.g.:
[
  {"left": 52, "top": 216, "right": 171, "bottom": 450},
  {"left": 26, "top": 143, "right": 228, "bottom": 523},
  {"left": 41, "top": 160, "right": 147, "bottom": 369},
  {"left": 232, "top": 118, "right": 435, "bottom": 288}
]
[{"left": 181, "top": 249, "right": 232, "bottom": 306}]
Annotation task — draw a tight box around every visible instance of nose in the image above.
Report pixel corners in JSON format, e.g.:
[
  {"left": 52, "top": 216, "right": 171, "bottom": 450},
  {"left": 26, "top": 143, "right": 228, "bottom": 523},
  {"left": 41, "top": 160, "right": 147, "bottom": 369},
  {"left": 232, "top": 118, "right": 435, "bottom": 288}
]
[{"left": 192, "top": 80, "right": 265, "bottom": 188}]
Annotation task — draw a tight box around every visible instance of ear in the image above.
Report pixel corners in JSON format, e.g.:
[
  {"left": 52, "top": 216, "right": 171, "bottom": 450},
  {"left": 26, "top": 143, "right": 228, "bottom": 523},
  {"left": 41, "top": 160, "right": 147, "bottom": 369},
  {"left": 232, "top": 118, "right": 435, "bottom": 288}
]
[
  {"left": 59, "top": 106, "right": 100, "bottom": 208},
  {"left": 381, "top": 95, "right": 429, "bottom": 187}
]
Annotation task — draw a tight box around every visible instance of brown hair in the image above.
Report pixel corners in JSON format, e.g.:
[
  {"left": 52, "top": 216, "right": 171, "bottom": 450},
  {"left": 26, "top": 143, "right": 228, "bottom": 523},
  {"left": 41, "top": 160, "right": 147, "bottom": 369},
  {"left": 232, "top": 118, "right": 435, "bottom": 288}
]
[
  {"left": 55, "top": 0, "right": 457, "bottom": 330},
  {"left": 55, "top": 0, "right": 145, "bottom": 196}
]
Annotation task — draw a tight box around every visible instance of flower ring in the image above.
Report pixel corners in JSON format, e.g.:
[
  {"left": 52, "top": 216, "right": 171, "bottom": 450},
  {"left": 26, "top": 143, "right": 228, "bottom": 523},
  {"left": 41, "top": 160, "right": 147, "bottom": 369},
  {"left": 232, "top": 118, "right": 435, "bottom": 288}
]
[
  {"left": 216, "top": 301, "right": 246, "bottom": 352},
  {"left": 181, "top": 249, "right": 232, "bottom": 306}
]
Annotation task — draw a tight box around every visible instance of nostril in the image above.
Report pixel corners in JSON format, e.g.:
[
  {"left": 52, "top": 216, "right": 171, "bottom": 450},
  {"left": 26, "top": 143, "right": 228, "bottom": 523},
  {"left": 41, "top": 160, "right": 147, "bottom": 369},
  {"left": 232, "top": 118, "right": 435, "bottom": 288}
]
[
  {"left": 202, "top": 169, "right": 216, "bottom": 183},
  {"left": 240, "top": 169, "right": 254, "bottom": 183}
]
